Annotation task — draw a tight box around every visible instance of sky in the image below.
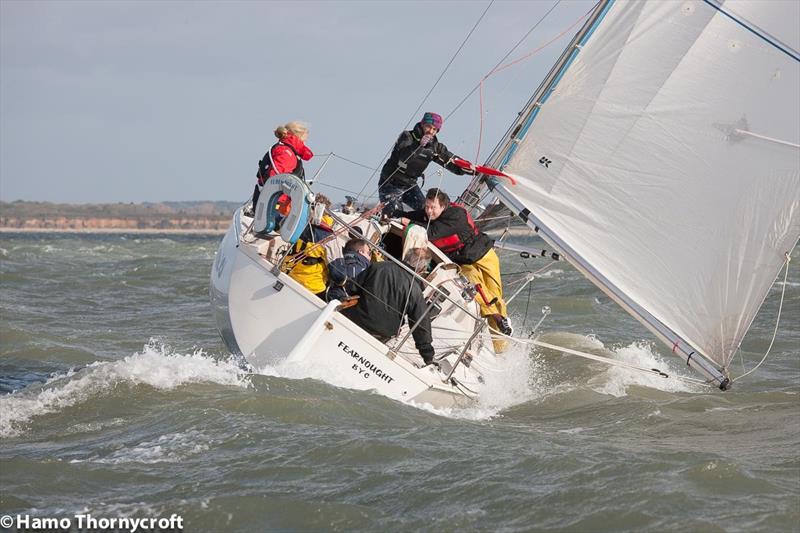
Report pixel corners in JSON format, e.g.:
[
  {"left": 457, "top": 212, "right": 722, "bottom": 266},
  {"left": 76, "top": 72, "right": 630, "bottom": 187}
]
[{"left": 0, "top": 0, "right": 595, "bottom": 204}]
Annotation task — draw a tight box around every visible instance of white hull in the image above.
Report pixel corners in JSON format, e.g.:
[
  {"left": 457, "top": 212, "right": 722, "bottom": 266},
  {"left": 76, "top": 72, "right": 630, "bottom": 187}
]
[{"left": 211, "top": 208, "right": 500, "bottom": 408}]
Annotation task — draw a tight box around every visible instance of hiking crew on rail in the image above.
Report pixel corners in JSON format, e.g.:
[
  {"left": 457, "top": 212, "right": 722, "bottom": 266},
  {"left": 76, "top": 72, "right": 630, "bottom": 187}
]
[{"left": 397, "top": 188, "right": 513, "bottom": 344}]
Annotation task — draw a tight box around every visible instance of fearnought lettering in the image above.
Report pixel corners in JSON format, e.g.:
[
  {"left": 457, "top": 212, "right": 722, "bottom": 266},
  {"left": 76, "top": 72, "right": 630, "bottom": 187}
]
[{"left": 338, "top": 341, "right": 394, "bottom": 384}]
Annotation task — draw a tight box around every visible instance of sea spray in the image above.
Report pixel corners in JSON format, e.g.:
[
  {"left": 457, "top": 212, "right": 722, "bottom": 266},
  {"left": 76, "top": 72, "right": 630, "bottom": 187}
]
[{"left": 0, "top": 340, "right": 249, "bottom": 438}]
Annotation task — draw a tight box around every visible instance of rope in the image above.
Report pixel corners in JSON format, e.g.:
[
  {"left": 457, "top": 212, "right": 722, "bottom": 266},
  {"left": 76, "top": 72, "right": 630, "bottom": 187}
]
[
  {"left": 474, "top": 4, "right": 592, "bottom": 162},
  {"left": 446, "top": 0, "right": 564, "bottom": 120},
  {"left": 732, "top": 252, "right": 793, "bottom": 383}
]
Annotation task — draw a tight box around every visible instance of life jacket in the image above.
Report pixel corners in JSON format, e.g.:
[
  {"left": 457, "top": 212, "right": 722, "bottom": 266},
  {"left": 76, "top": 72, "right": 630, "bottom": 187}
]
[
  {"left": 257, "top": 141, "right": 305, "bottom": 186},
  {"left": 429, "top": 203, "right": 480, "bottom": 255},
  {"left": 281, "top": 237, "right": 329, "bottom": 294}
]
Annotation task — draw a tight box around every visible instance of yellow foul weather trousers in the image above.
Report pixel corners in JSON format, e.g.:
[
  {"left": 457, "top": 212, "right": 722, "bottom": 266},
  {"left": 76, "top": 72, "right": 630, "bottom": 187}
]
[{"left": 459, "top": 248, "right": 509, "bottom": 353}]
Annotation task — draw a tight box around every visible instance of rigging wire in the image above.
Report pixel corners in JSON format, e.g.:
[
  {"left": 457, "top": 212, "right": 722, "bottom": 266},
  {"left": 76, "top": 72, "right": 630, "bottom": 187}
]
[
  {"left": 354, "top": 1, "right": 495, "bottom": 202},
  {"left": 445, "top": 0, "right": 564, "bottom": 120},
  {"left": 313, "top": 152, "right": 378, "bottom": 171},
  {"left": 474, "top": 5, "right": 592, "bottom": 162},
  {"left": 732, "top": 252, "right": 792, "bottom": 383}
]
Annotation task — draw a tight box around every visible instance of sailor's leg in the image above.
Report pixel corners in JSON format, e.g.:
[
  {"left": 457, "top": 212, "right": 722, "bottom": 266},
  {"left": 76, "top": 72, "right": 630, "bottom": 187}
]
[
  {"left": 474, "top": 249, "right": 507, "bottom": 317},
  {"left": 379, "top": 182, "right": 403, "bottom": 216},
  {"left": 460, "top": 249, "right": 506, "bottom": 317},
  {"left": 403, "top": 185, "right": 426, "bottom": 211}
]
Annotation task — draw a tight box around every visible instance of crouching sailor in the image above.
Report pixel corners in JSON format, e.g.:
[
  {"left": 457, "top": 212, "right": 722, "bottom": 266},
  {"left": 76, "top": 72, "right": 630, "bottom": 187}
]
[
  {"left": 281, "top": 194, "right": 336, "bottom": 300},
  {"left": 398, "top": 188, "right": 512, "bottom": 350},
  {"left": 342, "top": 248, "right": 437, "bottom": 367},
  {"left": 326, "top": 238, "right": 372, "bottom": 302}
]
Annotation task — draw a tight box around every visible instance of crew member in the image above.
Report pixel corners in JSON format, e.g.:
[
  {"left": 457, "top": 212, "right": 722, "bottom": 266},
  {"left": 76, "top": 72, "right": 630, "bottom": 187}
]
[
  {"left": 343, "top": 248, "right": 437, "bottom": 367},
  {"left": 399, "top": 188, "right": 513, "bottom": 343},
  {"left": 247, "top": 121, "right": 314, "bottom": 216},
  {"left": 379, "top": 112, "right": 473, "bottom": 214}
]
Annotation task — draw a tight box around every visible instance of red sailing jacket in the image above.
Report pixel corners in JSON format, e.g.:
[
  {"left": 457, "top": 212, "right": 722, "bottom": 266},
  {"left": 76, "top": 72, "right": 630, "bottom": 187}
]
[
  {"left": 268, "top": 133, "right": 314, "bottom": 177},
  {"left": 404, "top": 203, "right": 493, "bottom": 264}
]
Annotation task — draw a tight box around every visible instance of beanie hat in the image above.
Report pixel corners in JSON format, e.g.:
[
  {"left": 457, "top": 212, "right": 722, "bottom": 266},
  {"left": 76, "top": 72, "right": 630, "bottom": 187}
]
[{"left": 421, "top": 112, "right": 443, "bottom": 131}]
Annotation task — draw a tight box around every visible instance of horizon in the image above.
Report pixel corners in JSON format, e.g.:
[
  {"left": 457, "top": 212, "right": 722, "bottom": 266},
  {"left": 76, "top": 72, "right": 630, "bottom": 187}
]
[{"left": 1, "top": 0, "right": 594, "bottom": 204}]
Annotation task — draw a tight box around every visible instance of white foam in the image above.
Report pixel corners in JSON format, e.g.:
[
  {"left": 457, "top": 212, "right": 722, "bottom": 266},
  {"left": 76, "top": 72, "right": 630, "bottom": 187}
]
[
  {"left": 0, "top": 340, "right": 249, "bottom": 438},
  {"left": 533, "top": 268, "right": 564, "bottom": 279},
  {"left": 253, "top": 339, "right": 547, "bottom": 421},
  {"left": 591, "top": 341, "right": 699, "bottom": 397},
  {"left": 72, "top": 430, "right": 212, "bottom": 464},
  {"left": 412, "top": 343, "right": 549, "bottom": 420}
]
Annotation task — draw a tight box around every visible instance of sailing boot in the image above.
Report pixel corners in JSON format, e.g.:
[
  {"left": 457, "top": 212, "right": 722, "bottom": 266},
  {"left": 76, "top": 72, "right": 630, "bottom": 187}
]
[{"left": 495, "top": 315, "right": 513, "bottom": 336}]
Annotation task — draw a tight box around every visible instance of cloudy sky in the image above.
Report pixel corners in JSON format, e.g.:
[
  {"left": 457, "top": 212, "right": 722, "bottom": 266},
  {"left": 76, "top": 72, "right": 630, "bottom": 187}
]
[{"left": 1, "top": 0, "right": 594, "bottom": 204}]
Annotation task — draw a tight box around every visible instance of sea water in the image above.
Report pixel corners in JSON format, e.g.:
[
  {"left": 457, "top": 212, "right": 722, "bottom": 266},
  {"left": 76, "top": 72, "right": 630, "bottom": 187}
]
[{"left": 1, "top": 232, "right": 797, "bottom": 531}]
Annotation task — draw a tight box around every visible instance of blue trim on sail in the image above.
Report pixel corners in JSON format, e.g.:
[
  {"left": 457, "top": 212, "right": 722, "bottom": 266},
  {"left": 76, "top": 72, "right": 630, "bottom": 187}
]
[
  {"left": 499, "top": 0, "right": 616, "bottom": 169},
  {"left": 702, "top": 0, "right": 800, "bottom": 62}
]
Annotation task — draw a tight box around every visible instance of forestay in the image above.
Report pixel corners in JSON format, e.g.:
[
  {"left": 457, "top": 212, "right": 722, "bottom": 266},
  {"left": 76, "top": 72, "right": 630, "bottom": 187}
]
[{"left": 494, "top": 0, "right": 799, "bottom": 378}]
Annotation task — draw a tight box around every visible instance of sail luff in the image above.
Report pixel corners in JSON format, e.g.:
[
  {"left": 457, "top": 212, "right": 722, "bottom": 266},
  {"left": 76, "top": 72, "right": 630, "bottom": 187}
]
[{"left": 488, "top": 182, "right": 731, "bottom": 389}]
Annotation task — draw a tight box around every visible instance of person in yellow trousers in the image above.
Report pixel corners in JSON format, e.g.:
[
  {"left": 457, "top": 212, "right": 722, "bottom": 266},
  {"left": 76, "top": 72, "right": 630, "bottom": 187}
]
[{"left": 398, "top": 188, "right": 512, "bottom": 351}]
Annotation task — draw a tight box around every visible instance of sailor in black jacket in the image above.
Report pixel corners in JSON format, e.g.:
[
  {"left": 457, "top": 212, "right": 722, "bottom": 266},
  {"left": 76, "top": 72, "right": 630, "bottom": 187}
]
[
  {"left": 399, "top": 188, "right": 513, "bottom": 341},
  {"left": 342, "top": 248, "right": 436, "bottom": 366},
  {"left": 379, "top": 112, "right": 472, "bottom": 214}
]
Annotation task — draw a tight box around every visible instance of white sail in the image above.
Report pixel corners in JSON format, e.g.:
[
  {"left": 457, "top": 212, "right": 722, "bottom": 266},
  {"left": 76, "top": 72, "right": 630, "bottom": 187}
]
[{"left": 494, "top": 0, "right": 799, "bottom": 377}]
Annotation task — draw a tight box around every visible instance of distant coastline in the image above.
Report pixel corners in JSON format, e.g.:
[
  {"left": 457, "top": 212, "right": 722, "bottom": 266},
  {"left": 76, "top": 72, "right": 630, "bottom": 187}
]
[
  {"left": 0, "top": 200, "right": 238, "bottom": 234},
  {"left": 0, "top": 227, "right": 226, "bottom": 235}
]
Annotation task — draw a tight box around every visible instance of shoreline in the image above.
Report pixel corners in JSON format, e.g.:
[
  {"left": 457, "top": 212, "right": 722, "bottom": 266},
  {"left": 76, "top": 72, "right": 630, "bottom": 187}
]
[{"left": 0, "top": 227, "right": 227, "bottom": 235}]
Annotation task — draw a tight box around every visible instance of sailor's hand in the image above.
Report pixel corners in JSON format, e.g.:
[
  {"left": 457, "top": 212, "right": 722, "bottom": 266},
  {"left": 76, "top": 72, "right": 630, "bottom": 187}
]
[{"left": 452, "top": 157, "right": 477, "bottom": 175}]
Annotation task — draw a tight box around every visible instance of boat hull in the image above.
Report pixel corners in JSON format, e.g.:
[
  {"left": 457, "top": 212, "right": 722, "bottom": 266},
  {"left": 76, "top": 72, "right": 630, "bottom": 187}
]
[{"left": 210, "top": 211, "right": 484, "bottom": 408}]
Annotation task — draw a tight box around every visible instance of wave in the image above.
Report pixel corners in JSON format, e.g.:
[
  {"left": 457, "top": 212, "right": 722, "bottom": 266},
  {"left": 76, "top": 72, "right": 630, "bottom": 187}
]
[
  {"left": 0, "top": 340, "right": 249, "bottom": 438},
  {"left": 71, "top": 429, "right": 214, "bottom": 464}
]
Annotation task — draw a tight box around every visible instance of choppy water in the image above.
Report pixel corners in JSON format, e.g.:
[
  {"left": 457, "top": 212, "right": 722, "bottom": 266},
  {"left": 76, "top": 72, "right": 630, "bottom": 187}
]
[{"left": 1, "top": 232, "right": 798, "bottom": 532}]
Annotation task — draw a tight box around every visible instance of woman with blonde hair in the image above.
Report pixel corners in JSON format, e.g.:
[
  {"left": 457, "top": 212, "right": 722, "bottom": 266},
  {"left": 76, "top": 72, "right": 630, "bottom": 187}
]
[{"left": 248, "top": 121, "right": 314, "bottom": 215}]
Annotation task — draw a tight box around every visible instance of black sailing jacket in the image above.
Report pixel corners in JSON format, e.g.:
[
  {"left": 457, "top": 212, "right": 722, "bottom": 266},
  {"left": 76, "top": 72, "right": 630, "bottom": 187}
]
[
  {"left": 342, "top": 260, "right": 434, "bottom": 362},
  {"left": 379, "top": 123, "right": 468, "bottom": 189}
]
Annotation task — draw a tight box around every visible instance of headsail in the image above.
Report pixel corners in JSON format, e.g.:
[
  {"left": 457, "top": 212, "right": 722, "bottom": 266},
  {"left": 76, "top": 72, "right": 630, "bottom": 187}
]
[{"left": 486, "top": 0, "right": 800, "bottom": 386}]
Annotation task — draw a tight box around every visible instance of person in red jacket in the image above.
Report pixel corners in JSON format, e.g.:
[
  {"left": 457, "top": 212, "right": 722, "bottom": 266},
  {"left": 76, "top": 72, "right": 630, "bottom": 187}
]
[
  {"left": 399, "top": 188, "right": 512, "bottom": 342},
  {"left": 247, "top": 121, "right": 314, "bottom": 216}
]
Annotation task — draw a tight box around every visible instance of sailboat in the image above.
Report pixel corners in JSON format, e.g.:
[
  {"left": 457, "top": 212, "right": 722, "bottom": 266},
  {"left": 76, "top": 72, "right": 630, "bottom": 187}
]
[{"left": 211, "top": 0, "right": 799, "bottom": 403}]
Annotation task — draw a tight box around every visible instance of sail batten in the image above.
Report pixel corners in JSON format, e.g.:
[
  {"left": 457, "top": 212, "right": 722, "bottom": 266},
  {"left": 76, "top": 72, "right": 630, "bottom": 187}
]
[{"left": 492, "top": 0, "right": 800, "bottom": 378}]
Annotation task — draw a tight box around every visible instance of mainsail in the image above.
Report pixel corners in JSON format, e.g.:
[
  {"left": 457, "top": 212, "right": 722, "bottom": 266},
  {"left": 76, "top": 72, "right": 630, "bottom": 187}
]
[{"left": 481, "top": 0, "right": 800, "bottom": 387}]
